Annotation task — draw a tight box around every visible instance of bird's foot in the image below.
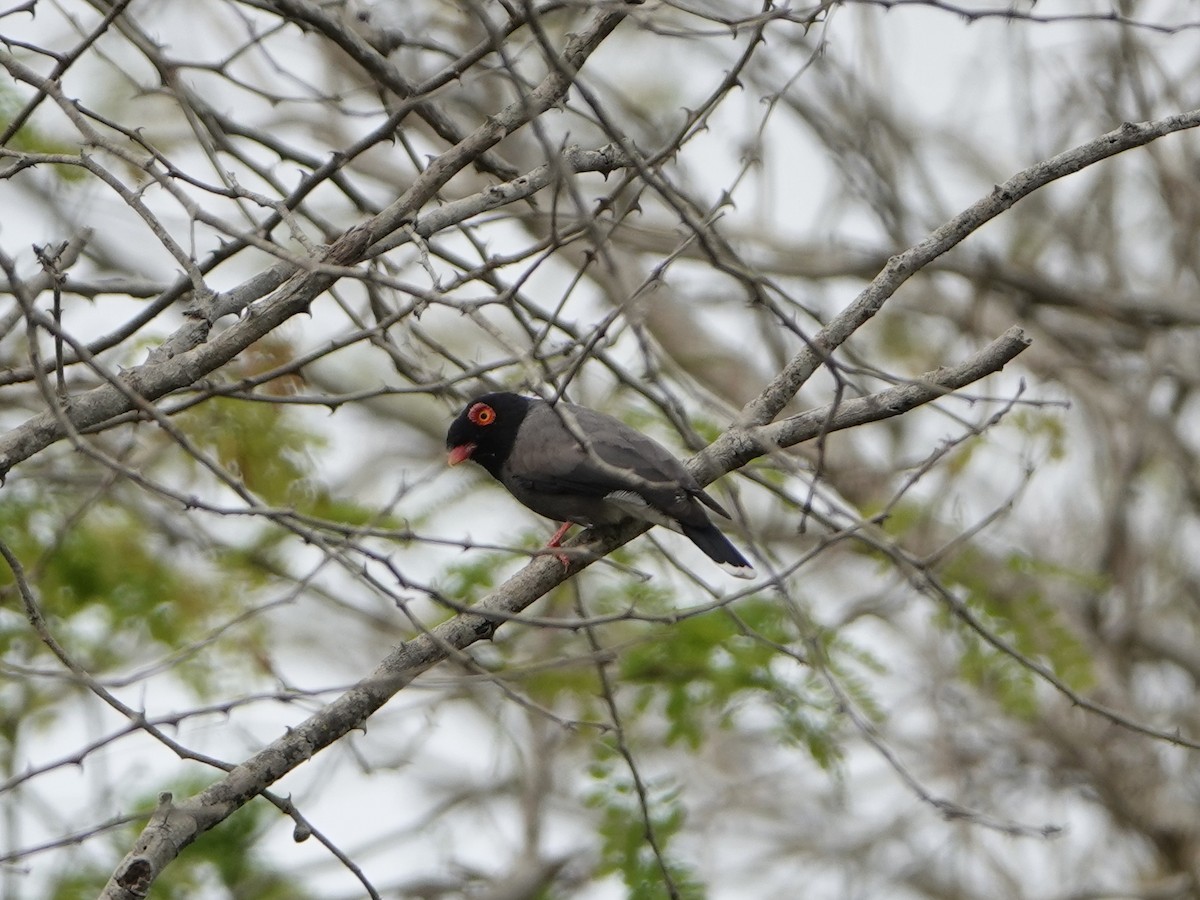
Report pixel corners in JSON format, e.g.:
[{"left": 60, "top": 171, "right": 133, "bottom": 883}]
[
  {"left": 546, "top": 521, "right": 572, "bottom": 547},
  {"left": 545, "top": 522, "right": 574, "bottom": 570}
]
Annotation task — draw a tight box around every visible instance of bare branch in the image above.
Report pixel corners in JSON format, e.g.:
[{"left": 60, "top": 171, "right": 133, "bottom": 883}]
[
  {"left": 98, "top": 324, "right": 1029, "bottom": 897},
  {"left": 741, "top": 111, "right": 1200, "bottom": 426}
]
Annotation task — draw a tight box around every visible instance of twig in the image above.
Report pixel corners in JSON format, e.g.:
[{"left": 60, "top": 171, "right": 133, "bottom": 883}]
[{"left": 96, "top": 324, "right": 1029, "bottom": 897}]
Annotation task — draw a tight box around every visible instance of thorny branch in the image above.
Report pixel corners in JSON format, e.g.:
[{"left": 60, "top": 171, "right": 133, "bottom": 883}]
[
  {"left": 2, "top": 1, "right": 1199, "bottom": 897},
  {"left": 97, "top": 322, "right": 1032, "bottom": 897}
]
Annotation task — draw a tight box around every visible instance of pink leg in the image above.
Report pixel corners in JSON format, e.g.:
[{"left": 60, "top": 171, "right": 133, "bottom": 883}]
[{"left": 547, "top": 521, "right": 572, "bottom": 570}]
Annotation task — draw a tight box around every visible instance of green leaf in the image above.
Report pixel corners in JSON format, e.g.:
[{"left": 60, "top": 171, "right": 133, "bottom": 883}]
[
  {"left": 942, "top": 547, "right": 1097, "bottom": 717},
  {"left": 176, "top": 394, "right": 325, "bottom": 508},
  {"left": 588, "top": 764, "right": 705, "bottom": 900}
]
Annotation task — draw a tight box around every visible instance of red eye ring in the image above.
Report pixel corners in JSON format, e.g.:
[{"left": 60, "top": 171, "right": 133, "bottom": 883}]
[{"left": 468, "top": 402, "right": 496, "bottom": 426}]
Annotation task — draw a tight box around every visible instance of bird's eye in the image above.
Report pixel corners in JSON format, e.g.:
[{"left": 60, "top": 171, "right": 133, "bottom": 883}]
[{"left": 468, "top": 402, "right": 496, "bottom": 426}]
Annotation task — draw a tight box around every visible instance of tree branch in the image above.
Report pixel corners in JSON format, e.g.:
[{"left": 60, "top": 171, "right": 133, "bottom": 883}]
[
  {"left": 99, "top": 324, "right": 1029, "bottom": 898},
  {"left": 740, "top": 110, "right": 1200, "bottom": 426},
  {"left": 0, "top": 4, "right": 637, "bottom": 480}
]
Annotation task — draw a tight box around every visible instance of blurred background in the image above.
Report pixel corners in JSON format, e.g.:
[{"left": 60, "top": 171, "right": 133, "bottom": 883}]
[{"left": 2, "top": 1, "right": 1200, "bottom": 897}]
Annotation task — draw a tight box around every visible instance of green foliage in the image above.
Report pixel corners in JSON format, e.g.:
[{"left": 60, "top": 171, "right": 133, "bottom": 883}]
[
  {"left": 0, "top": 492, "right": 285, "bottom": 724},
  {"left": 773, "top": 630, "right": 883, "bottom": 772},
  {"left": 0, "top": 379, "right": 361, "bottom": 713},
  {"left": 1009, "top": 409, "right": 1068, "bottom": 460},
  {"left": 0, "top": 496, "right": 220, "bottom": 657},
  {"left": 508, "top": 580, "right": 873, "bottom": 897},
  {"left": 863, "top": 498, "right": 923, "bottom": 543},
  {"left": 616, "top": 597, "right": 851, "bottom": 769},
  {"left": 943, "top": 548, "right": 1096, "bottom": 717},
  {"left": 0, "top": 84, "right": 87, "bottom": 181},
  {"left": 302, "top": 492, "right": 386, "bottom": 529},
  {"left": 440, "top": 548, "right": 510, "bottom": 597},
  {"left": 861, "top": 483, "right": 1095, "bottom": 721},
  {"left": 685, "top": 416, "right": 723, "bottom": 447},
  {"left": 175, "top": 389, "right": 390, "bottom": 556},
  {"left": 587, "top": 763, "right": 705, "bottom": 900},
  {"left": 176, "top": 397, "right": 324, "bottom": 509},
  {"left": 519, "top": 644, "right": 602, "bottom": 708},
  {"left": 0, "top": 349, "right": 386, "bottom": 894},
  {"left": 620, "top": 607, "right": 773, "bottom": 748},
  {"left": 958, "top": 630, "right": 1039, "bottom": 718}
]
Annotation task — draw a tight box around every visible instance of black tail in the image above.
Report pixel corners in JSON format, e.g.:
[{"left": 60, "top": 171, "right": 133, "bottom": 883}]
[{"left": 680, "top": 522, "right": 755, "bottom": 580}]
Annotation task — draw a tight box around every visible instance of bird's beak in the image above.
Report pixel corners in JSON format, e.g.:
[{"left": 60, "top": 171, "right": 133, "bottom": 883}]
[{"left": 447, "top": 443, "right": 476, "bottom": 466}]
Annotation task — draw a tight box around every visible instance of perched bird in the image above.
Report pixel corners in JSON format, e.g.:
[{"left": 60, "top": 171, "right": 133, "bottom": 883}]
[{"left": 445, "top": 392, "right": 755, "bottom": 578}]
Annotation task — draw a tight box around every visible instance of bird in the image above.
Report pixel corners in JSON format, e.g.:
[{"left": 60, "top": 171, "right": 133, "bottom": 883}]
[{"left": 445, "top": 391, "right": 755, "bottom": 579}]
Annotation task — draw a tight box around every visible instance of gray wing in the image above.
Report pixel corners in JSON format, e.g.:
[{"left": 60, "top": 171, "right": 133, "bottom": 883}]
[{"left": 504, "top": 402, "right": 729, "bottom": 524}]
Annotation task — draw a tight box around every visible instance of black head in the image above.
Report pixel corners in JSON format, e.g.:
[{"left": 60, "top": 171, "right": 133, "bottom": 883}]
[{"left": 446, "top": 392, "right": 534, "bottom": 478}]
